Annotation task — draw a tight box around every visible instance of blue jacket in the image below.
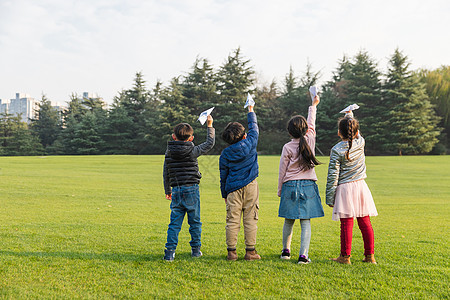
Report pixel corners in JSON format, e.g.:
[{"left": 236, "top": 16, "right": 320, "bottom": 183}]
[{"left": 219, "top": 112, "right": 259, "bottom": 198}]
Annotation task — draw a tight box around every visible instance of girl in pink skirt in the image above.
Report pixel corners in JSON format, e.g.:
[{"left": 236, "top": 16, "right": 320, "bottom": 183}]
[{"left": 326, "top": 113, "right": 378, "bottom": 264}]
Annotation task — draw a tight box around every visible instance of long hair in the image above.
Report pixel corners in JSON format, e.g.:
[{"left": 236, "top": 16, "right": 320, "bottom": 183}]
[
  {"left": 338, "top": 116, "right": 360, "bottom": 160},
  {"left": 287, "top": 115, "right": 321, "bottom": 170}
]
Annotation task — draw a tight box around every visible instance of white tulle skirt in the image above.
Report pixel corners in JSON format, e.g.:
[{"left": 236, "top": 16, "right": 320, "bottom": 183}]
[{"left": 332, "top": 180, "right": 378, "bottom": 221}]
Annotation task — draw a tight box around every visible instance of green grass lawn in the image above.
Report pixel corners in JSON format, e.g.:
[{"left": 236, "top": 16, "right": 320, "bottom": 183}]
[{"left": 0, "top": 155, "right": 449, "bottom": 299}]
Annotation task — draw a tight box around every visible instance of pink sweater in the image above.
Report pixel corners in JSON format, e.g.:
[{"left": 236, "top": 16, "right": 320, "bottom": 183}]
[{"left": 277, "top": 106, "right": 318, "bottom": 197}]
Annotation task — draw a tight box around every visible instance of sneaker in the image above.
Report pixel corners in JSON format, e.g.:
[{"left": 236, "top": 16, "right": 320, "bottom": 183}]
[
  {"left": 191, "top": 247, "right": 203, "bottom": 258},
  {"left": 164, "top": 249, "right": 175, "bottom": 262},
  {"left": 298, "top": 255, "right": 311, "bottom": 264},
  {"left": 280, "top": 249, "right": 291, "bottom": 260}
]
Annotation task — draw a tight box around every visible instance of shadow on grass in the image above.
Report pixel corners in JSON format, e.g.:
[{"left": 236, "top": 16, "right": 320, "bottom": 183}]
[
  {"left": 0, "top": 250, "right": 336, "bottom": 265},
  {"left": 0, "top": 250, "right": 163, "bottom": 262}
]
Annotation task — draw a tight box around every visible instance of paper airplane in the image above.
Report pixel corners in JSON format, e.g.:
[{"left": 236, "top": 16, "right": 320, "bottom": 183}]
[
  {"left": 309, "top": 86, "right": 319, "bottom": 101},
  {"left": 197, "top": 107, "right": 214, "bottom": 125},
  {"left": 340, "top": 104, "right": 360, "bottom": 113},
  {"left": 244, "top": 93, "right": 255, "bottom": 108}
]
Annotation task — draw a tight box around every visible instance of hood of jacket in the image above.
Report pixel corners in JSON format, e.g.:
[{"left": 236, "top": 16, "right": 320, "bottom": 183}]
[
  {"left": 167, "top": 141, "right": 194, "bottom": 160},
  {"left": 222, "top": 139, "right": 253, "bottom": 163}
]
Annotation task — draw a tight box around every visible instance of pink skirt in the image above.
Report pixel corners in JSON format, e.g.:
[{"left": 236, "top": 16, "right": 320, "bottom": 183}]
[{"left": 332, "top": 180, "right": 378, "bottom": 221}]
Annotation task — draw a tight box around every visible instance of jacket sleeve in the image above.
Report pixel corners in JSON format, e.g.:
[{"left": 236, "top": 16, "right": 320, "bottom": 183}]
[
  {"left": 326, "top": 147, "right": 341, "bottom": 205},
  {"left": 219, "top": 154, "right": 229, "bottom": 199},
  {"left": 278, "top": 145, "right": 289, "bottom": 197},
  {"left": 192, "top": 127, "right": 215, "bottom": 158},
  {"left": 246, "top": 112, "right": 259, "bottom": 147},
  {"left": 163, "top": 154, "right": 171, "bottom": 195},
  {"left": 305, "top": 106, "right": 317, "bottom": 139}
]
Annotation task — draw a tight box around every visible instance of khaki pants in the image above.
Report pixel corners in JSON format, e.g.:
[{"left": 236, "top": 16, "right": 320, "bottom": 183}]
[{"left": 226, "top": 180, "right": 259, "bottom": 249}]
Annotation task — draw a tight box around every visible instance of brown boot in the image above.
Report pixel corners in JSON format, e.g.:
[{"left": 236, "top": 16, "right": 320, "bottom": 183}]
[
  {"left": 244, "top": 248, "right": 261, "bottom": 261},
  {"left": 362, "top": 254, "right": 377, "bottom": 264},
  {"left": 330, "top": 255, "right": 351, "bottom": 264},
  {"left": 227, "top": 248, "right": 237, "bottom": 261}
]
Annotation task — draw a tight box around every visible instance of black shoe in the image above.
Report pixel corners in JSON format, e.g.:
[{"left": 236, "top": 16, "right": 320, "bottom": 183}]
[
  {"left": 164, "top": 249, "right": 175, "bottom": 261},
  {"left": 191, "top": 247, "right": 203, "bottom": 258},
  {"left": 280, "top": 249, "right": 291, "bottom": 260},
  {"left": 297, "top": 255, "right": 311, "bottom": 264}
]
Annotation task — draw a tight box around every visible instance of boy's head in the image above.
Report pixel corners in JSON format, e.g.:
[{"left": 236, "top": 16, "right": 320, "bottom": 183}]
[
  {"left": 222, "top": 122, "right": 246, "bottom": 145},
  {"left": 173, "top": 123, "right": 194, "bottom": 141}
]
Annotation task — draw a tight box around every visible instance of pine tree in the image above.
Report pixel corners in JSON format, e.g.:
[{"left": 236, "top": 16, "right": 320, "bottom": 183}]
[
  {"left": 279, "top": 62, "right": 321, "bottom": 122},
  {"left": 70, "top": 112, "right": 106, "bottom": 155},
  {"left": 336, "top": 51, "right": 383, "bottom": 153},
  {"left": 0, "top": 113, "right": 44, "bottom": 155},
  {"left": 107, "top": 72, "right": 156, "bottom": 154},
  {"left": 159, "top": 77, "right": 197, "bottom": 141},
  {"left": 214, "top": 47, "right": 256, "bottom": 151},
  {"left": 382, "top": 49, "right": 441, "bottom": 155},
  {"left": 30, "top": 94, "right": 62, "bottom": 152},
  {"left": 216, "top": 48, "right": 255, "bottom": 118}
]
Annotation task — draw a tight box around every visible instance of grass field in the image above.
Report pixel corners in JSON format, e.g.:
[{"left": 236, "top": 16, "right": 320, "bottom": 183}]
[{"left": 0, "top": 155, "right": 449, "bottom": 299}]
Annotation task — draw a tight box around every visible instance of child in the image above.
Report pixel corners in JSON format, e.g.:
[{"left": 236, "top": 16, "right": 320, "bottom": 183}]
[
  {"left": 163, "top": 115, "right": 215, "bottom": 261},
  {"left": 326, "top": 112, "right": 378, "bottom": 264},
  {"left": 219, "top": 104, "right": 260, "bottom": 261},
  {"left": 278, "top": 95, "right": 324, "bottom": 264}
]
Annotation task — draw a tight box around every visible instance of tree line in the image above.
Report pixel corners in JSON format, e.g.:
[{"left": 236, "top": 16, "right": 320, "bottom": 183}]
[{"left": 1, "top": 48, "right": 448, "bottom": 156}]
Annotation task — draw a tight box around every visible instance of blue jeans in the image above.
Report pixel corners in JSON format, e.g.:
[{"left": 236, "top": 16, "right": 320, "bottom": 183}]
[{"left": 165, "top": 184, "right": 201, "bottom": 250}]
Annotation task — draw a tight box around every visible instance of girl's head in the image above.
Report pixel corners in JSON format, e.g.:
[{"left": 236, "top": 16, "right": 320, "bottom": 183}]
[
  {"left": 287, "top": 115, "right": 321, "bottom": 170},
  {"left": 338, "top": 116, "right": 360, "bottom": 160}
]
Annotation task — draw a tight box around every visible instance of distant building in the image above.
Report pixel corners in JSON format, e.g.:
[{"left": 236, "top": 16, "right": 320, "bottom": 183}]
[
  {"left": 1, "top": 93, "right": 38, "bottom": 123},
  {"left": 0, "top": 99, "right": 9, "bottom": 114},
  {"left": 83, "top": 92, "right": 99, "bottom": 99}
]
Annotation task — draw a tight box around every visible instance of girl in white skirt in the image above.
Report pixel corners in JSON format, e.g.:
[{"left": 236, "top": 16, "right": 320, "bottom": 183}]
[{"left": 326, "top": 113, "right": 378, "bottom": 264}]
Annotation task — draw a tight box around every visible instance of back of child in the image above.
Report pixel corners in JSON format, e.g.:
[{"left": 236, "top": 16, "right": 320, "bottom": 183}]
[
  {"left": 277, "top": 95, "right": 324, "bottom": 264},
  {"left": 326, "top": 112, "right": 378, "bottom": 264},
  {"left": 219, "top": 105, "right": 261, "bottom": 261},
  {"left": 163, "top": 116, "right": 215, "bottom": 261}
]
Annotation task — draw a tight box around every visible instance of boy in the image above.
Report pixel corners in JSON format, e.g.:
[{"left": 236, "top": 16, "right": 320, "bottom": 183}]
[
  {"left": 163, "top": 115, "right": 215, "bottom": 261},
  {"left": 219, "top": 105, "right": 260, "bottom": 261}
]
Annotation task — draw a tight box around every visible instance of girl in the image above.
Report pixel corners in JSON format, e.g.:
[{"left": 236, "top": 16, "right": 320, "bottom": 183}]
[
  {"left": 278, "top": 95, "right": 324, "bottom": 264},
  {"left": 326, "top": 113, "right": 378, "bottom": 264}
]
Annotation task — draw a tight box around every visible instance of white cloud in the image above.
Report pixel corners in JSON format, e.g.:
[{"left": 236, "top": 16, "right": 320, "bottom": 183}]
[{"left": 0, "top": 0, "right": 449, "bottom": 103}]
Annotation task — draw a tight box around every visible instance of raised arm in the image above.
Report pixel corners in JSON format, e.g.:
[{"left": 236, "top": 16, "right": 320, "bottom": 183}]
[
  {"left": 326, "top": 148, "right": 341, "bottom": 206},
  {"left": 246, "top": 106, "right": 259, "bottom": 146},
  {"left": 192, "top": 116, "right": 215, "bottom": 158}
]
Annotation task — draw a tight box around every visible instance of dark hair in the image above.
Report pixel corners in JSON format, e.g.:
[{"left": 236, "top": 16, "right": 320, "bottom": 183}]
[
  {"left": 173, "top": 123, "right": 194, "bottom": 141},
  {"left": 287, "top": 115, "right": 321, "bottom": 170},
  {"left": 338, "top": 116, "right": 360, "bottom": 160},
  {"left": 222, "top": 122, "right": 245, "bottom": 145}
]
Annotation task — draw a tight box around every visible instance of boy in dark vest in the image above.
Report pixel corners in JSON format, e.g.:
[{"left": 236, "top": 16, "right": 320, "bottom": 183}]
[
  {"left": 163, "top": 115, "right": 215, "bottom": 261},
  {"left": 219, "top": 105, "right": 261, "bottom": 261}
]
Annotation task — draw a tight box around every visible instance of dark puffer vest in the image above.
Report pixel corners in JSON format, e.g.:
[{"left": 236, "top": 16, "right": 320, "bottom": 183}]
[
  {"left": 163, "top": 127, "right": 215, "bottom": 195},
  {"left": 165, "top": 141, "right": 201, "bottom": 187}
]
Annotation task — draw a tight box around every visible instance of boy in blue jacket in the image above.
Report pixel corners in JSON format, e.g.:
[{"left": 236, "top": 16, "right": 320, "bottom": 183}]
[{"left": 219, "top": 105, "right": 260, "bottom": 261}]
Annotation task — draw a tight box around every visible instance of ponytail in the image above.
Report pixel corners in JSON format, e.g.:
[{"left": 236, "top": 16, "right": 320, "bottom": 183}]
[
  {"left": 287, "top": 116, "right": 321, "bottom": 170},
  {"left": 338, "top": 116, "right": 359, "bottom": 161}
]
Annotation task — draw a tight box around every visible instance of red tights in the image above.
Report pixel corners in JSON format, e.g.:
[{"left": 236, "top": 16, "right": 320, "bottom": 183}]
[{"left": 340, "top": 216, "right": 374, "bottom": 256}]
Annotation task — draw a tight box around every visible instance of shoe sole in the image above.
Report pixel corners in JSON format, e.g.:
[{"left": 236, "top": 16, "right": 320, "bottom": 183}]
[{"left": 280, "top": 256, "right": 291, "bottom": 260}]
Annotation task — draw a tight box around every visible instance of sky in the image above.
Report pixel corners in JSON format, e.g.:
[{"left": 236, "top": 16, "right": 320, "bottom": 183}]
[{"left": 1, "top": 0, "right": 449, "bottom": 106}]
